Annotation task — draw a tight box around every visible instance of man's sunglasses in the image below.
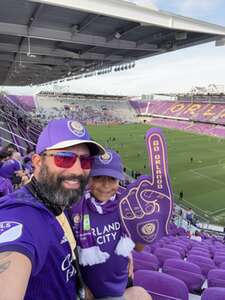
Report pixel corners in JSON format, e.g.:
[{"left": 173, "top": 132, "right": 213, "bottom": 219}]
[{"left": 42, "top": 151, "right": 93, "bottom": 169}]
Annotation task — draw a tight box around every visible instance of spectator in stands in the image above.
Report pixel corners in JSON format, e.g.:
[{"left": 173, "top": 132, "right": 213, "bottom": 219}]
[
  {"left": 0, "top": 176, "right": 13, "bottom": 197},
  {"left": 3, "top": 143, "right": 17, "bottom": 155},
  {"left": 25, "top": 145, "right": 35, "bottom": 157},
  {"left": 190, "top": 230, "right": 202, "bottom": 242},
  {"left": 72, "top": 149, "right": 151, "bottom": 300},
  {"left": 0, "top": 150, "right": 9, "bottom": 167},
  {"left": 0, "top": 151, "right": 23, "bottom": 184},
  {"left": 177, "top": 207, "right": 183, "bottom": 227},
  {"left": 0, "top": 118, "right": 105, "bottom": 300},
  {"left": 186, "top": 207, "right": 194, "bottom": 229},
  {"left": 23, "top": 156, "right": 33, "bottom": 175}
]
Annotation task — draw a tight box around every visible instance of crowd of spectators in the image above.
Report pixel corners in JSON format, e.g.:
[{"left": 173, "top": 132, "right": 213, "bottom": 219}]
[{"left": 0, "top": 143, "right": 34, "bottom": 197}]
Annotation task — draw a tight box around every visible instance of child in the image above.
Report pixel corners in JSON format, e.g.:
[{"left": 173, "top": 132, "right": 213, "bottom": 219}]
[{"left": 72, "top": 149, "right": 151, "bottom": 300}]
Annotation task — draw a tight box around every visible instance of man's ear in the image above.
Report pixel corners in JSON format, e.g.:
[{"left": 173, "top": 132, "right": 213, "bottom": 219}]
[{"left": 32, "top": 154, "right": 42, "bottom": 170}]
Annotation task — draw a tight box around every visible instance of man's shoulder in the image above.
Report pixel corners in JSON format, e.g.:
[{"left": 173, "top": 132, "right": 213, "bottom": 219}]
[{"left": 0, "top": 186, "right": 48, "bottom": 214}]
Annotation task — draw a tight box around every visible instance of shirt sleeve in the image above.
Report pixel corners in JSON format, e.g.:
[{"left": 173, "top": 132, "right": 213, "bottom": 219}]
[{"left": 0, "top": 205, "right": 50, "bottom": 276}]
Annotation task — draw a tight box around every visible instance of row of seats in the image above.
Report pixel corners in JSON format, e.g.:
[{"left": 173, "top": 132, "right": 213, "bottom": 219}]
[
  {"left": 132, "top": 232, "right": 225, "bottom": 299},
  {"left": 134, "top": 270, "right": 225, "bottom": 300}
]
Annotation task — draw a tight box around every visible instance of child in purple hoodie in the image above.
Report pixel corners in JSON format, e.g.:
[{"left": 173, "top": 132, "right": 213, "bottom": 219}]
[{"left": 72, "top": 149, "right": 151, "bottom": 300}]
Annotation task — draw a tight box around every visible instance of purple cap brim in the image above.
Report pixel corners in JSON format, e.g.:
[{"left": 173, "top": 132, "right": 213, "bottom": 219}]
[{"left": 91, "top": 168, "right": 124, "bottom": 181}]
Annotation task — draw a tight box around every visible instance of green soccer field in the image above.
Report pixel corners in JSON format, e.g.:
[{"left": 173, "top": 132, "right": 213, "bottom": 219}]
[{"left": 88, "top": 123, "right": 225, "bottom": 225}]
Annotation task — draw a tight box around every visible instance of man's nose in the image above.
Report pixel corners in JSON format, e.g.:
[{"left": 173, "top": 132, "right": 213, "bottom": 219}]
[{"left": 70, "top": 157, "right": 84, "bottom": 175}]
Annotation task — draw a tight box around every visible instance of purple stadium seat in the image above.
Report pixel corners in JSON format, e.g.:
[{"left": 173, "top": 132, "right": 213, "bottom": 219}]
[
  {"left": 133, "top": 251, "right": 159, "bottom": 271},
  {"left": 134, "top": 270, "right": 189, "bottom": 300},
  {"left": 163, "top": 244, "right": 186, "bottom": 258},
  {"left": 134, "top": 257, "right": 159, "bottom": 272},
  {"left": 154, "top": 248, "right": 182, "bottom": 267},
  {"left": 201, "top": 287, "right": 225, "bottom": 300},
  {"left": 187, "top": 255, "right": 215, "bottom": 277},
  {"left": 220, "top": 262, "right": 225, "bottom": 269},
  {"left": 173, "top": 241, "right": 189, "bottom": 252},
  {"left": 151, "top": 242, "right": 162, "bottom": 253},
  {"left": 188, "top": 250, "right": 211, "bottom": 258},
  {"left": 214, "top": 255, "right": 225, "bottom": 267},
  {"left": 208, "top": 269, "right": 225, "bottom": 288},
  {"left": 191, "top": 246, "right": 210, "bottom": 253},
  {"left": 214, "top": 251, "right": 225, "bottom": 258},
  {"left": 162, "top": 259, "right": 204, "bottom": 293}
]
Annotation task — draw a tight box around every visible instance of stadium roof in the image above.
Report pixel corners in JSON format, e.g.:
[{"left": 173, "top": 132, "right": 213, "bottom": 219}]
[{"left": 1, "top": 0, "right": 225, "bottom": 86}]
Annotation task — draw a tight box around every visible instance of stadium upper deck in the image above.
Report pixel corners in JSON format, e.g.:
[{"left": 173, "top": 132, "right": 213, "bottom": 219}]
[{"left": 0, "top": 0, "right": 225, "bottom": 86}]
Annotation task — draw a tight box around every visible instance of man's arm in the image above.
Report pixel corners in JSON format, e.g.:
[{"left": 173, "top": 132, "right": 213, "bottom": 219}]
[{"left": 0, "top": 251, "right": 32, "bottom": 300}]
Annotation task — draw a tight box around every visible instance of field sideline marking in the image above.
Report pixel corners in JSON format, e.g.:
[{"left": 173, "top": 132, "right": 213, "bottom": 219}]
[
  {"left": 191, "top": 163, "right": 224, "bottom": 172},
  {"left": 190, "top": 170, "right": 225, "bottom": 187}
]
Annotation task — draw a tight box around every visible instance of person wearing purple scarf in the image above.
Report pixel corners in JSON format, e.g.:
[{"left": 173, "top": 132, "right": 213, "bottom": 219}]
[
  {"left": 72, "top": 149, "right": 151, "bottom": 300},
  {"left": 0, "top": 118, "right": 105, "bottom": 300}
]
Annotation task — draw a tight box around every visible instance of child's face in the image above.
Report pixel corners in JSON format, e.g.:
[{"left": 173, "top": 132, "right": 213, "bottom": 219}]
[{"left": 89, "top": 175, "right": 119, "bottom": 202}]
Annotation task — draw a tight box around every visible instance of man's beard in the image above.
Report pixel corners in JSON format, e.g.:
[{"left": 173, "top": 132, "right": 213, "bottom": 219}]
[{"left": 37, "top": 164, "right": 88, "bottom": 208}]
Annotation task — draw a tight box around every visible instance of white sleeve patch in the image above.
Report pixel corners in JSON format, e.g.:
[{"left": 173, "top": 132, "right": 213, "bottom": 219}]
[{"left": 0, "top": 222, "right": 23, "bottom": 243}]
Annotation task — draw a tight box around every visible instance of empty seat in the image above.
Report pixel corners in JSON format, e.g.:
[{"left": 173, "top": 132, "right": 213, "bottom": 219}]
[
  {"left": 162, "top": 258, "right": 204, "bottom": 293},
  {"left": 134, "top": 270, "right": 188, "bottom": 300},
  {"left": 163, "top": 244, "right": 186, "bottom": 258},
  {"left": 154, "top": 248, "right": 182, "bottom": 267},
  {"left": 208, "top": 269, "right": 225, "bottom": 288},
  {"left": 201, "top": 287, "right": 225, "bottom": 300},
  {"left": 133, "top": 252, "right": 159, "bottom": 272},
  {"left": 187, "top": 254, "right": 215, "bottom": 277},
  {"left": 214, "top": 255, "right": 225, "bottom": 267}
]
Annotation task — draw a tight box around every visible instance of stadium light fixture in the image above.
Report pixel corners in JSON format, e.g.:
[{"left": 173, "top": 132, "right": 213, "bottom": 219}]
[{"left": 114, "top": 32, "right": 121, "bottom": 39}]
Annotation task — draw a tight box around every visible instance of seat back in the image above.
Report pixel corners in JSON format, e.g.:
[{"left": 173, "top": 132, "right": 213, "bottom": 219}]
[
  {"left": 208, "top": 269, "right": 225, "bottom": 288},
  {"left": 201, "top": 287, "right": 225, "bottom": 300},
  {"left": 134, "top": 270, "right": 189, "bottom": 300},
  {"left": 163, "top": 259, "right": 204, "bottom": 292}
]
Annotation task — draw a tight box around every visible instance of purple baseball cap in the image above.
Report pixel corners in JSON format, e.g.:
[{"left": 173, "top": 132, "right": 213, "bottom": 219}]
[
  {"left": 90, "top": 149, "right": 124, "bottom": 181},
  {"left": 36, "top": 119, "right": 105, "bottom": 155}
]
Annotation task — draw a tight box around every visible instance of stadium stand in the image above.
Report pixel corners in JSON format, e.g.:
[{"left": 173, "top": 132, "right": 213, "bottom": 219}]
[
  {"left": 36, "top": 93, "right": 137, "bottom": 124},
  {"left": 130, "top": 99, "right": 225, "bottom": 138}
]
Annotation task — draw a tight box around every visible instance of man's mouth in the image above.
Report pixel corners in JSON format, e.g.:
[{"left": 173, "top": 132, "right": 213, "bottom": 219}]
[{"left": 62, "top": 179, "right": 81, "bottom": 189}]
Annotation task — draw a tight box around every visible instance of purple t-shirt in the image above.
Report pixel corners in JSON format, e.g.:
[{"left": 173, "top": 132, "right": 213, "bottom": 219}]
[
  {"left": 0, "top": 176, "right": 13, "bottom": 197},
  {"left": 0, "top": 159, "right": 22, "bottom": 180},
  {"left": 73, "top": 202, "right": 128, "bottom": 298},
  {"left": 0, "top": 187, "right": 77, "bottom": 300}
]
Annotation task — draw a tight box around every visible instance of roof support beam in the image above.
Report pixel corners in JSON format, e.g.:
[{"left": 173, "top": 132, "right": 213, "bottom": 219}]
[
  {"left": 106, "top": 23, "right": 141, "bottom": 42},
  {"left": 74, "top": 14, "right": 100, "bottom": 33},
  {"left": 0, "top": 42, "right": 130, "bottom": 61},
  {"left": 0, "top": 52, "right": 87, "bottom": 66},
  {"left": 0, "top": 22, "right": 159, "bottom": 52}
]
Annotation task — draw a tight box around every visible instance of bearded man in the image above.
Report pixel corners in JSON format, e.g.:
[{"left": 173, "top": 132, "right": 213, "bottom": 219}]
[{"left": 0, "top": 119, "right": 105, "bottom": 300}]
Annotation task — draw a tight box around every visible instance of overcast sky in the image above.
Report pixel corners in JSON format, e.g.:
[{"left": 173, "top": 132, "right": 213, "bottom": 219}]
[{"left": 4, "top": 0, "right": 225, "bottom": 96}]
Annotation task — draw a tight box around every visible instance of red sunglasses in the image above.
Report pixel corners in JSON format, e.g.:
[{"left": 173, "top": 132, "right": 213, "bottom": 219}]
[{"left": 42, "top": 151, "right": 93, "bottom": 169}]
